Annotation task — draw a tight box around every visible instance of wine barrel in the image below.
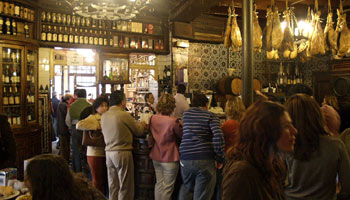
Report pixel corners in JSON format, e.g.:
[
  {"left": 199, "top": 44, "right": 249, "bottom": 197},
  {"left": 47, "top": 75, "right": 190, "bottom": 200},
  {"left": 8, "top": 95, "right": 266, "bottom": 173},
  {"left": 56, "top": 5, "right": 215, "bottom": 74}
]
[
  {"left": 133, "top": 137, "right": 155, "bottom": 200},
  {"left": 333, "top": 77, "right": 350, "bottom": 96},
  {"left": 253, "top": 79, "right": 262, "bottom": 91},
  {"left": 231, "top": 78, "right": 242, "bottom": 95}
]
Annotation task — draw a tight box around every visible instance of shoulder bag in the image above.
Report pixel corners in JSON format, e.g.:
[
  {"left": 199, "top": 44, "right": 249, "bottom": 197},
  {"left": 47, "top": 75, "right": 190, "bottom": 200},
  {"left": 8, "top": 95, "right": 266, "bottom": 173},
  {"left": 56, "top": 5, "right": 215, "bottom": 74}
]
[{"left": 82, "top": 129, "right": 105, "bottom": 147}]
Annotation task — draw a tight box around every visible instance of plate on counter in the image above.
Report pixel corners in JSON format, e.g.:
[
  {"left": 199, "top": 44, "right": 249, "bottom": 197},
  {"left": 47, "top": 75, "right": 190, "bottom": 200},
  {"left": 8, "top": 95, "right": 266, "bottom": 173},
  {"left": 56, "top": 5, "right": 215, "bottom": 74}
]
[{"left": 2, "top": 189, "right": 20, "bottom": 199}]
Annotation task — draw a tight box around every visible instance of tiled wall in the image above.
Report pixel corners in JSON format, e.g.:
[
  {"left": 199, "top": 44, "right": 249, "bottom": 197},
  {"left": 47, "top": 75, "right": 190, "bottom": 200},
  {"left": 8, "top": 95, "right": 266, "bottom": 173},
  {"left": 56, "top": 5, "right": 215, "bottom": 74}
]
[{"left": 187, "top": 42, "right": 330, "bottom": 91}]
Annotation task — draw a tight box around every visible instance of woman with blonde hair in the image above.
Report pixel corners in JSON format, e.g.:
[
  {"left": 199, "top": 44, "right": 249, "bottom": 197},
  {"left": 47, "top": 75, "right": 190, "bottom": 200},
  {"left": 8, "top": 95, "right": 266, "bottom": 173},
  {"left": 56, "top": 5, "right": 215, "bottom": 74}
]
[
  {"left": 148, "top": 93, "right": 183, "bottom": 200},
  {"left": 222, "top": 96, "right": 246, "bottom": 154},
  {"left": 321, "top": 95, "right": 341, "bottom": 135}
]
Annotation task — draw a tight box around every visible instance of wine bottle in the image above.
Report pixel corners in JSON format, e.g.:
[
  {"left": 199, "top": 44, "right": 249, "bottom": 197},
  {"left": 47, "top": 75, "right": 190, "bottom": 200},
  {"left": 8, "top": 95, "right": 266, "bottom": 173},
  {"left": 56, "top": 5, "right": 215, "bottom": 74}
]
[
  {"left": 0, "top": 17, "right": 4, "bottom": 34},
  {"left": 63, "top": 27, "right": 69, "bottom": 43},
  {"left": 81, "top": 17, "right": 85, "bottom": 27},
  {"left": 94, "top": 30, "right": 98, "bottom": 45},
  {"left": 92, "top": 18, "right": 96, "bottom": 28},
  {"left": 24, "top": 23, "right": 29, "bottom": 38},
  {"left": 74, "top": 28, "right": 79, "bottom": 44},
  {"left": 52, "top": 26, "right": 58, "bottom": 42},
  {"left": 98, "top": 30, "right": 103, "bottom": 46},
  {"left": 3, "top": 87, "right": 8, "bottom": 105},
  {"left": 62, "top": 14, "right": 66, "bottom": 25},
  {"left": 14, "top": 86, "right": 20, "bottom": 104},
  {"left": 57, "top": 13, "right": 62, "bottom": 24},
  {"left": 9, "top": 1, "right": 14, "bottom": 16},
  {"left": 103, "top": 31, "right": 108, "bottom": 46},
  {"left": 79, "top": 29, "right": 84, "bottom": 44},
  {"left": 14, "top": 3, "right": 20, "bottom": 17},
  {"left": 41, "top": 25, "right": 47, "bottom": 41},
  {"left": 86, "top": 17, "right": 91, "bottom": 27},
  {"left": 46, "top": 12, "right": 51, "bottom": 22},
  {"left": 8, "top": 87, "right": 14, "bottom": 105},
  {"left": 89, "top": 29, "right": 94, "bottom": 45},
  {"left": 71, "top": 15, "right": 76, "bottom": 27},
  {"left": 84, "top": 29, "right": 89, "bottom": 44},
  {"left": 58, "top": 26, "right": 63, "bottom": 42},
  {"left": 112, "top": 21, "right": 116, "bottom": 30},
  {"left": 5, "top": 18, "right": 11, "bottom": 35},
  {"left": 66, "top": 14, "right": 71, "bottom": 26},
  {"left": 46, "top": 25, "right": 52, "bottom": 42},
  {"left": 52, "top": 13, "right": 57, "bottom": 23},
  {"left": 76, "top": 16, "right": 80, "bottom": 27},
  {"left": 68, "top": 27, "right": 74, "bottom": 43}
]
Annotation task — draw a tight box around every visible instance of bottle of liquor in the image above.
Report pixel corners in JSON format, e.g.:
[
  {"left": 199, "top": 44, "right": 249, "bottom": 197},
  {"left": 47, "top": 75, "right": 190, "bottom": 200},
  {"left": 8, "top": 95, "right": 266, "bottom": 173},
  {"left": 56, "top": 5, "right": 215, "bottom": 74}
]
[
  {"left": 76, "top": 16, "right": 80, "bottom": 27},
  {"left": 98, "top": 19, "right": 102, "bottom": 29},
  {"left": 5, "top": 66, "right": 10, "bottom": 83},
  {"left": 86, "top": 18, "right": 91, "bottom": 27},
  {"left": 0, "top": 17, "right": 4, "bottom": 34},
  {"left": 46, "top": 12, "right": 51, "bottom": 22},
  {"left": 10, "top": 19, "right": 16, "bottom": 35},
  {"left": 79, "top": 29, "right": 84, "bottom": 44},
  {"left": 92, "top": 18, "right": 96, "bottom": 28},
  {"left": 74, "top": 28, "right": 79, "bottom": 44},
  {"left": 58, "top": 26, "right": 63, "bottom": 42},
  {"left": 98, "top": 30, "right": 103, "bottom": 46},
  {"left": 8, "top": 87, "right": 14, "bottom": 105},
  {"left": 81, "top": 17, "right": 85, "bottom": 27},
  {"left": 14, "top": 86, "right": 20, "bottom": 104},
  {"left": 52, "top": 13, "right": 56, "bottom": 23},
  {"left": 103, "top": 31, "right": 108, "bottom": 46},
  {"left": 46, "top": 25, "right": 52, "bottom": 42},
  {"left": 94, "top": 30, "right": 98, "bottom": 45},
  {"left": 71, "top": 15, "right": 76, "bottom": 27},
  {"left": 109, "top": 32, "right": 114, "bottom": 47},
  {"left": 14, "top": 3, "right": 20, "bottom": 17},
  {"left": 10, "top": 51, "right": 15, "bottom": 62},
  {"left": 84, "top": 29, "right": 89, "bottom": 44},
  {"left": 66, "top": 15, "right": 71, "bottom": 26},
  {"left": 63, "top": 27, "right": 69, "bottom": 43},
  {"left": 41, "top": 11, "right": 46, "bottom": 22},
  {"left": 69, "top": 27, "right": 74, "bottom": 43},
  {"left": 57, "top": 13, "right": 61, "bottom": 24},
  {"left": 3, "top": 87, "right": 9, "bottom": 105},
  {"left": 20, "top": 6, "right": 24, "bottom": 19},
  {"left": 24, "top": 23, "right": 29, "bottom": 38},
  {"left": 119, "top": 36, "right": 124, "bottom": 48},
  {"left": 89, "top": 29, "right": 94, "bottom": 45},
  {"left": 52, "top": 26, "right": 58, "bottom": 42},
  {"left": 62, "top": 14, "right": 66, "bottom": 25},
  {"left": 41, "top": 25, "right": 47, "bottom": 41},
  {"left": 5, "top": 18, "right": 11, "bottom": 35},
  {"left": 112, "top": 21, "right": 116, "bottom": 30}
]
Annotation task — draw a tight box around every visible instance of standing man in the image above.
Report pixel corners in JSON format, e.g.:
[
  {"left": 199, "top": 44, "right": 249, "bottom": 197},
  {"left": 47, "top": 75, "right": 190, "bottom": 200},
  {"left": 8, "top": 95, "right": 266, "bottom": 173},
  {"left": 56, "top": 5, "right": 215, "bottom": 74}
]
[
  {"left": 174, "top": 84, "right": 190, "bottom": 119},
  {"left": 57, "top": 94, "right": 72, "bottom": 163},
  {"left": 51, "top": 92, "right": 60, "bottom": 142},
  {"left": 101, "top": 90, "right": 146, "bottom": 200},
  {"left": 179, "top": 93, "right": 225, "bottom": 200},
  {"left": 143, "top": 92, "right": 156, "bottom": 114},
  {"left": 65, "top": 89, "right": 91, "bottom": 172}
]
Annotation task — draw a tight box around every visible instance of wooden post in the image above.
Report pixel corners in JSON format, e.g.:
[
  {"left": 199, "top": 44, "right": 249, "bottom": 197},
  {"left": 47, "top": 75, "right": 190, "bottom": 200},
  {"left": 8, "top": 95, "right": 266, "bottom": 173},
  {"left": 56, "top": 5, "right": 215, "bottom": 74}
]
[{"left": 242, "top": 0, "right": 254, "bottom": 107}]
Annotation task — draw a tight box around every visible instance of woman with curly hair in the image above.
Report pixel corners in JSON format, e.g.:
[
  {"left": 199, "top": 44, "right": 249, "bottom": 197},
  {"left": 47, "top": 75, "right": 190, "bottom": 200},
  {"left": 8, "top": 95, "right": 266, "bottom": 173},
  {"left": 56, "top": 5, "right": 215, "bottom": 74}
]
[
  {"left": 24, "top": 154, "right": 106, "bottom": 200},
  {"left": 321, "top": 95, "right": 341, "bottom": 135},
  {"left": 283, "top": 94, "right": 350, "bottom": 200},
  {"left": 148, "top": 93, "right": 183, "bottom": 200},
  {"left": 222, "top": 101, "right": 297, "bottom": 200}
]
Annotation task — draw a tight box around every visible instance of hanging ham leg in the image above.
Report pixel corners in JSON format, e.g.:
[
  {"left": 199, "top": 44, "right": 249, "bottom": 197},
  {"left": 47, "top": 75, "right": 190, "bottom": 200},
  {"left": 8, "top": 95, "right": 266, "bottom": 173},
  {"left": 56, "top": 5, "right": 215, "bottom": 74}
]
[
  {"left": 271, "top": 7, "right": 283, "bottom": 49},
  {"left": 337, "top": 13, "right": 350, "bottom": 57},
  {"left": 263, "top": 7, "right": 273, "bottom": 52},
  {"left": 231, "top": 8, "right": 242, "bottom": 52},
  {"left": 253, "top": 7, "right": 262, "bottom": 52},
  {"left": 224, "top": 7, "right": 232, "bottom": 48}
]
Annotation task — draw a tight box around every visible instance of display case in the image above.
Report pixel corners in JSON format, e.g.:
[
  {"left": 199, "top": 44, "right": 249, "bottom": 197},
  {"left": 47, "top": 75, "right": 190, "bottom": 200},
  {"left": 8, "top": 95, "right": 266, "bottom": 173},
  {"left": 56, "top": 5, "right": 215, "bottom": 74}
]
[
  {"left": 100, "top": 53, "right": 130, "bottom": 94},
  {"left": 0, "top": 43, "right": 38, "bottom": 127}
]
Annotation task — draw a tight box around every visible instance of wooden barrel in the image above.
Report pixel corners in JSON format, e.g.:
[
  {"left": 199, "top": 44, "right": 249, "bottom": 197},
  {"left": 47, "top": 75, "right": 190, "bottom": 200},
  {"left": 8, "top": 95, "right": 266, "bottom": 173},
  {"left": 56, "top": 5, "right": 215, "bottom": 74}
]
[
  {"left": 231, "top": 78, "right": 242, "bottom": 95},
  {"left": 133, "top": 137, "right": 155, "bottom": 200},
  {"left": 253, "top": 79, "right": 262, "bottom": 91}
]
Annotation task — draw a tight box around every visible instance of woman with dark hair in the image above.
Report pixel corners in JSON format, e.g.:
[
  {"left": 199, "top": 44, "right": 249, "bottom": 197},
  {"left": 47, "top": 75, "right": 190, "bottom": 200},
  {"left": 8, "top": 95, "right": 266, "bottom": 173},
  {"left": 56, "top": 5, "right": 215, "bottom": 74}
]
[
  {"left": 76, "top": 96, "right": 109, "bottom": 193},
  {"left": 148, "top": 93, "right": 182, "bottom": 200},
  {"left": 24, "top": 154, "right": 106, "bottom": 200},
  {"left": 222, "top": 101, "right": 297, "bottom": 200},
  {"left": 284, "top": 94, "right": 350, "bottom": 200}
]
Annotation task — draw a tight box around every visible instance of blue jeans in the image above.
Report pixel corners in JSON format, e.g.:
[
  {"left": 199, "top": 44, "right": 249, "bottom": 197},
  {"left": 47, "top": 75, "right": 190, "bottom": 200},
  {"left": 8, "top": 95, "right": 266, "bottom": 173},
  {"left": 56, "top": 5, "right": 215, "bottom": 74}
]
[
  {"left": 178, "top": 160, "right": 216, "bottom": 200},
  {"left": 71, "top": 126, "right": 82, "bottom": 172}
]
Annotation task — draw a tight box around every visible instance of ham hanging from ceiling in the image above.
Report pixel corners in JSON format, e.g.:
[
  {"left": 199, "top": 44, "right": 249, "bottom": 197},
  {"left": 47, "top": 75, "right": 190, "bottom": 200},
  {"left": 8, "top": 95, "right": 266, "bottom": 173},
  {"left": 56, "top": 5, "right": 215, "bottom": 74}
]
[
  {"left": 337, "top": 12, "right": 350, "bottom": 58},
  {"left": 253, "top": 5, "right": 262, "bottom": 52},
  {"left": 282, "top": 7, "right": 295, "bottom": 58},
  {"left": 231, "top": 7, "right": 242, "bottom": 52},
  {"left": 271, "top": 7, "right": 283, "bottom": 49},
  {"left": 263, "top": 7, "right": 273, "bottom": 52},
  {"left": 224, "top": 7, "right": 232, "bottom": 48},
  {"left": 310, "top": 10, "right": 326, "bottom": 55},
  {"left": 324, "top": 0, "right": 337, "bottom": 54}
]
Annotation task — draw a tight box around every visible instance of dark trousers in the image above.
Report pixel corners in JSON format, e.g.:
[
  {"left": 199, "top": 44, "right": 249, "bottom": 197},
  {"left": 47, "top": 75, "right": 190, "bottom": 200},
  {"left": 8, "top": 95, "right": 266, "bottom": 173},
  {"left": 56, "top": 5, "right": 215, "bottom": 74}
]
[
  {"left": 59, "top": 134, "right": 70, "bottom": 163},
  {"left": 87, "top": 156, "right": 107, "bottom": 194},
  {"left": 71, "top": 126, "right": 82, "bottom": 172},
  {"left": 179, "top": 160, "right": 216, "bottom": 200}
]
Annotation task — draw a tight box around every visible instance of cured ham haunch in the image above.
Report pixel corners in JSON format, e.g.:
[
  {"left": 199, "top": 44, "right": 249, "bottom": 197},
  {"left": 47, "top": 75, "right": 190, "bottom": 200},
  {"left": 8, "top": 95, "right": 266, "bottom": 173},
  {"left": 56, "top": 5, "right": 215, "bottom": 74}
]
[
  {"left": 271, "top": 7, "right": 283, "bottom": 49},
  {"left": 282, "top": 8, "right": 295, "bottom": 58},
  {"left": 224, "top": 7, "right": 232, "bottom": 48},
  {"left": 231, "top": 7, "right": 242, "bottom": 52},
  {"left": 324, "top": 0, "right": 337, "bottom": 54},
  {"left": 310, "top": 11, "right": 326, "bottom": 55},
  {"left": 263, "top": 7, "right": 273, "bottom": 52},
  {"left": 337, "top": 12, "right": 350, "bottom": 58},
  {"left": 253, "top": 6, "right": 263, "bottom": 52}
]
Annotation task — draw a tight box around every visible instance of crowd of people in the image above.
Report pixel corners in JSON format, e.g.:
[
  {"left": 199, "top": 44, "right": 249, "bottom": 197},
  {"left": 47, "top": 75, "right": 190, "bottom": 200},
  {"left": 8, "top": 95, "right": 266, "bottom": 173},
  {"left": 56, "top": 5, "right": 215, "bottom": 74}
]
[{"left": 2, "top": 83, "right": 350, "bottom": 200}]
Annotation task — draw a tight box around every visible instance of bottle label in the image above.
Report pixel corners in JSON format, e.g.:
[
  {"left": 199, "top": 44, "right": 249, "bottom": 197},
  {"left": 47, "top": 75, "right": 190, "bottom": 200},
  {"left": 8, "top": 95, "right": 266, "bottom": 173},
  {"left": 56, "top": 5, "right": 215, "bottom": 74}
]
[
  {"left": 74, "top": 35, "right": 79, "bottom": 43},
  {"left": 79, "top": 36, "right": 84, "bottom": 44},
  {"left": 47, "top": 33, "right": 52, "bottom": 41},
  {"left": 63, "top": 35, "right": 68, "bottom": 43},
  {"left": 99, "top": 38, "right": 103, "bottom": 45},
  {"left": 89, "top": 37, "right": 94, "bottom": 45},
  {"left": 84, "top": 36, "right": 89, "bottom": 44},
  {"left": 94, "top": 37, "right": 98, "bottom": 45},
  {"left": 58, "top": 34, "right": 63, "bottom": 42},
  {"left": 3, "top": 97, "right": 8, "bottom": 105},
  {"left": 69, "top": 35, "right": 74, "bottom": 43}
]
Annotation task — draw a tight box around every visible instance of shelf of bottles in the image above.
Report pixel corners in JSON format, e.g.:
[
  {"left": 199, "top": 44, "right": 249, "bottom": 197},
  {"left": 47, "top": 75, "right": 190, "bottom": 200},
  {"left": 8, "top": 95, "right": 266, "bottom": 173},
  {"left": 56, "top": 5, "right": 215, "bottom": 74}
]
[
  {"left": 276, "top": 62, "right": 303, "bottom": 92},
  {"left": 102, "top": 58, "right": 129, "bottom": 83},
  {"left": 2, "top": 47, "right": 22, "bottom": 126},
  {"left": 26, "top": 49, "right": 35, "bottom": 122},
  {"left": 40, "top": 11, "right": 166, "bottom": 51},
  {"left": 0, "top": 1, "right": 34, "bottom": 38}
]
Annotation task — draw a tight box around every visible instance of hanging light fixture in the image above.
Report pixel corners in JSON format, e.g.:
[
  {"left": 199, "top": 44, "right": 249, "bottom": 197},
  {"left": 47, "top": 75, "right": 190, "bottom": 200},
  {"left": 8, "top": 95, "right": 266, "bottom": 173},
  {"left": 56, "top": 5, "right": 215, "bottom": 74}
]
[{"left": 68, "top": 0, "right": 152, "bottom": 20}]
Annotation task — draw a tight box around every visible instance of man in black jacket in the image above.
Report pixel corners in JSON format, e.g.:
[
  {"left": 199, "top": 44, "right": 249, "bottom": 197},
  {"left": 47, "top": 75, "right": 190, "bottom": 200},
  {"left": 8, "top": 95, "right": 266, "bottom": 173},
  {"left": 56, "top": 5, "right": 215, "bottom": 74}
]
[
  {"left": 0, "top": 114, "right": 16, "bottom": 169},
  {"left": 57, "top": 94, "right": 72, "bottom": 163}
]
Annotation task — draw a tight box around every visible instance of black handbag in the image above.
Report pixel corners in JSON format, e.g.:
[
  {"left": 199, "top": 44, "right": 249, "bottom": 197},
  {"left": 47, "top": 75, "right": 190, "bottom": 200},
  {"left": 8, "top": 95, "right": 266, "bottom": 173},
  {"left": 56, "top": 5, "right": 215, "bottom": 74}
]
[{"left": 82, "top": 130, "right": 106, "bottom": 147}]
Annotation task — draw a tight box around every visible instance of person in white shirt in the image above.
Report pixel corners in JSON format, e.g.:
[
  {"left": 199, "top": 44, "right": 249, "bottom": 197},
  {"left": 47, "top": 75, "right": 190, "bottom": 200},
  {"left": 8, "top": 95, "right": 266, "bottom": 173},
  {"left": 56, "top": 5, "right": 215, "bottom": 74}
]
[{"left": 173, "top": 84, "right": 190, "bottom": 119}]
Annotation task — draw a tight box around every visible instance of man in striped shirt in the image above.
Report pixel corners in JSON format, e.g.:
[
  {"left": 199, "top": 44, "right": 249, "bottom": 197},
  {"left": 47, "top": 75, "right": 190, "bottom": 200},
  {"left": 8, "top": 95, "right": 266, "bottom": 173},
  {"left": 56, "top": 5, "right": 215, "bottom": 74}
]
[{"left": 179, "top": 93, "right": 225, "bottom": 200}]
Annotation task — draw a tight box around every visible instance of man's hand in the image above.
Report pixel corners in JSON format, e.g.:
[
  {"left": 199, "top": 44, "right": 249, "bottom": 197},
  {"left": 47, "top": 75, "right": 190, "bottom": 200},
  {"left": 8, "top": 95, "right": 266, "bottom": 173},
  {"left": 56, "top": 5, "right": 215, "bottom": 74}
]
[{"left": 215, "top": 161, "right": 223, "bottom": 170}]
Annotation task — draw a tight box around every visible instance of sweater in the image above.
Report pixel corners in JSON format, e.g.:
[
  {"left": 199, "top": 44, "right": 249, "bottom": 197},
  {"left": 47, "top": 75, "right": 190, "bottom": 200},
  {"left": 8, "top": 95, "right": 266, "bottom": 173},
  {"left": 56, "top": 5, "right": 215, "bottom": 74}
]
[
  {"left": 222, "top": 119, "right": 239, "bottom": 154},
  {"left": 283, "top": 135, "right": 350, "bottom": 200},
  {"left": 148, "top": 114, "right": 183, "bottom": 162},
  {"left": 179, "top": 107, "right": 225, "bottom": 163},
  {"left": 69, "top": 98, "right": 91, "bottom": 121},
  {"left": 101, "top": 106, "right": 144, "bottom": 151}
]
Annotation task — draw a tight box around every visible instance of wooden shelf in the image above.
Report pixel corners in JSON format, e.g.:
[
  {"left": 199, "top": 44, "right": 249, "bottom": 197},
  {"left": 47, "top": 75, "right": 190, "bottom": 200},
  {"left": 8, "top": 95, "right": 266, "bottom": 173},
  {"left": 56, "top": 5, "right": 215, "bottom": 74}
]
[
  {"left": 0, "top": 13, "right": 34, "bottom": 23},
  {"left": 39, "top": 41, "right": 169, "bottom": 54},
  {"left": 3, "top": 83, "right": 21, "bottom": 86},
  {"left": 100, "top": 80, "right": 131, "bottom": 84},
  {"left": 3, "top": 104, "right": 21, "bottom": 108},
  {"left": 110, "top": 30, "right": 164, "bottom": 38},
  {"left": 2, "top": 61, "right": 21, "bottom": 65},
  {"left": 0, "top": 34, "right": 38, "bottom": 46}
]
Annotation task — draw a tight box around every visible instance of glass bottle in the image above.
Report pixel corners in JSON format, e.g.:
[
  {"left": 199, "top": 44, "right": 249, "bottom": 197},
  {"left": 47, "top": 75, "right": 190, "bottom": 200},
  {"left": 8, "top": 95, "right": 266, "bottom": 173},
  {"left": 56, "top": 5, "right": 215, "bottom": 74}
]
[
  {"left": 92, "top": 18, "right": 96, "bottom": 28},
  {"left": 58, "top": 26, "right": 63, "bottom": 42},
  {"left": 5, "top": 18, "right": 11, "bottom": 35},
  {"left": 11, "top": 19, "right": 17, "bottom": 36},
  {"left": 79, "top": 28, "right": 84, "bottom": 44},
  {"left": 46, "top": 11, "right": 51, "bottom": 22},
  {"left": 81, "top": 17, "right": 85, "bottom": 27},
  {"left": 24, "top": 23, "right": 29, "bottom": 38},
  {"left": 112, "top": 21, "right": 116, "bottom": 30},
  {"left": 57, "top": 13, "right": 61, "bottom": 24},
  {"left": 9, "top": 1, "right": 14, "bottom": 16},
  {"left": 89, "top": 29, "right": 94, "bottom": 45},
  {"left": 63, "top": 27, "right": 69, "bottom": 43},
  {"left": 46, "top": 25, "right": 52, "bottom": 42},
  {"left": 74, "top": 28, "right": 79, "bottom": 44},
  {"left": 94, "top": 30, "right": 99, "bottom": 45},
  {"left": 76, "top": 16, "right": 80, "bottom": 27},
  {"left": 14, "top": 3, "right": 20, "bottom": 17},
  {"left": 3, "top": 1, "right": 9, "bottom": 15},
  {"left": 84, "top": 29, "right": 89, "bottom": 45},
  {"left": 71, "top": 15, "right": 76, "bottom": 27},
  {"left": 3, "top": 87, "right": 8, "bottom": 105},
  {"left": 0, "top": 17, "right": 3, "bottom": 34},
  {"left": 66, "top": 14, "right": 71, "bottom": 26},
  {"left": 62, "top": 13, "right": 66, "bottom": 25},
  {"left": 98, "top": 30, "right": 103, "bottom": 46},
  {"left": 86, "top": 17, "right": 91, "bottom": 27},
  {"left": 52, "top": 13, "right": 56, "bottom": 23},
  {"left": 0, "top": 1, "right": 3, "bottom": 14},
  {"left": 68, "top": 27, "right": 74, "bottom": 43},
  {"left": 103, "top": 31, "right": 108, "bottom": 46}
]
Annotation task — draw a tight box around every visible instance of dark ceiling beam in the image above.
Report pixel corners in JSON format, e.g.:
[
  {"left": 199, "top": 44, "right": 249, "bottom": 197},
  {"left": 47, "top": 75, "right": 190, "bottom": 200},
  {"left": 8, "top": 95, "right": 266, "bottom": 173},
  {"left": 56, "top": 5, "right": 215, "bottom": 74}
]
[{"left": 169, "top": 0, "right": 220, "bottom": 22}]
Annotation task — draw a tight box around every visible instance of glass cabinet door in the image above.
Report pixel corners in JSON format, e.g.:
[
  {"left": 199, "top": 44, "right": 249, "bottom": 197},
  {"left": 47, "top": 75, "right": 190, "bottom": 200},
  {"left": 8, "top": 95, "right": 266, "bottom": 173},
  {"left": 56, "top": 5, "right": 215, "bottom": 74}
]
[
  {"left": 26, "top": 49, "right": 36, "bottom": 123},
  {"left": 1, "top": 47, "right": 22, "bottom": 126},
  {"left": 102, "top": 57, "right": 129, "bottom": 82}
]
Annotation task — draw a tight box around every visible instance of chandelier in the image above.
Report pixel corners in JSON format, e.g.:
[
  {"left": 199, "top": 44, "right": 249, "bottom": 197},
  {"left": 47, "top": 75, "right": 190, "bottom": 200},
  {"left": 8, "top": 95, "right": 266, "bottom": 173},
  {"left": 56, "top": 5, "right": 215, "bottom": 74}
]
[{"left": 69, "top": 0, "right": 151, "bottom": 20}]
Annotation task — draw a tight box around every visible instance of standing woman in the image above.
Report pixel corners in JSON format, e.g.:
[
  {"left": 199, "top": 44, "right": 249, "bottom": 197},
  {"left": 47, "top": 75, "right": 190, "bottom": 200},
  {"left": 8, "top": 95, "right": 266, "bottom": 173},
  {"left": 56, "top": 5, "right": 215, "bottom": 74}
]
[
  {"left": 284, "top": 94, "right": 350, "bottom": 200},
  {"left": 321, "top": 95, "right": 341, "bottom": 135},
  {"left": 148, "top": 93, "right": 183, "bottom": 200},
  {"left": 222, "top": 96, "right": 246, "bottom": 154},
  {"left": 222, "top": 101, "right": 298, "bottom": 200},
  {"left": 76, "top": 96, "right": 109, "bottom": 194}
]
